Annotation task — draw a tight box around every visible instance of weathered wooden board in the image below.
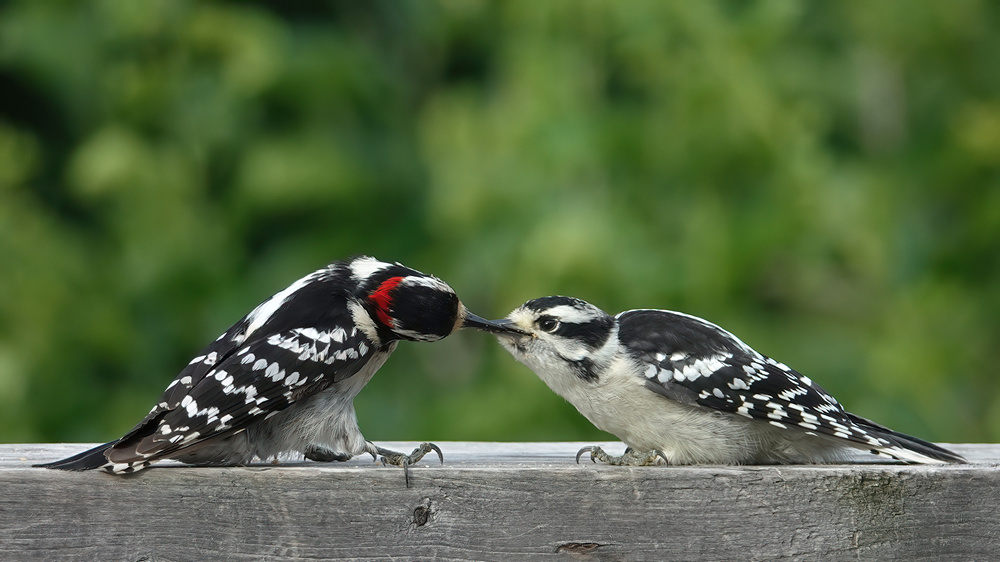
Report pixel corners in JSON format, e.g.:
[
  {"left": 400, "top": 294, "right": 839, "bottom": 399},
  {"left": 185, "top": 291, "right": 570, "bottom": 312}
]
[{"left": 2, "top": 442, "right": 997, "bottom": 561}]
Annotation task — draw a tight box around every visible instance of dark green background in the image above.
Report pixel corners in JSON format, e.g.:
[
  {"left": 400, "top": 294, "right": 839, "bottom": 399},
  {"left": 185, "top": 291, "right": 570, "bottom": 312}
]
[{"left": 1, "top": 1, "right": 997, "bottom": 446}]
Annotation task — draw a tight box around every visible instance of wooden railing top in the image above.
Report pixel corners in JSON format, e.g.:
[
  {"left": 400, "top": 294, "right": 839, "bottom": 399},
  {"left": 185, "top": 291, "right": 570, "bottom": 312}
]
[{"left": 3, "top": 442, "right": 997, "bottom": 561}]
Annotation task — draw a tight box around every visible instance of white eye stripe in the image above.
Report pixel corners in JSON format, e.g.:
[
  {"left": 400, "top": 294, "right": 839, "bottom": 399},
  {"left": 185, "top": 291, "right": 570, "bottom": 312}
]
[{"left": 541, "top": 305, "right": 602, "bottom": 324}]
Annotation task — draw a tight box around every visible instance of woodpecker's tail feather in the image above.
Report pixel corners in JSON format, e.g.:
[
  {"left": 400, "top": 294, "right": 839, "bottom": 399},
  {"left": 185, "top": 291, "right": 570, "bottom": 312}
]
[
  {"left": 847, "top": 413, "right": 966, "bottom": 464},
  {"left": 33, "top": 441, "right": 115, "bottom": 471}
]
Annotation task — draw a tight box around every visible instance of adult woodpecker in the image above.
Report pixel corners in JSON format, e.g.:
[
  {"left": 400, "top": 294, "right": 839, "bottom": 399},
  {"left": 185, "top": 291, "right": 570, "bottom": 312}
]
[{"left": 38, "top": 256, "right": 521, "bottom": 476}]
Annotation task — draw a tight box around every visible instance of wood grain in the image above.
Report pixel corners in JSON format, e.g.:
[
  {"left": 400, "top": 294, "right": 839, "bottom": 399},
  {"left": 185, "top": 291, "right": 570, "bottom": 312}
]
[{"left": 2, "top": 443, "right": 996, "bottom": 561}]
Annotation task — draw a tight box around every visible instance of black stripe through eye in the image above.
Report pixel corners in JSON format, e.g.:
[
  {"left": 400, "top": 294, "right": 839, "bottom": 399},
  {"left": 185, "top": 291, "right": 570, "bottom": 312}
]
[{"left": 554, "top": 317, "right": 614, "bottom": 349}]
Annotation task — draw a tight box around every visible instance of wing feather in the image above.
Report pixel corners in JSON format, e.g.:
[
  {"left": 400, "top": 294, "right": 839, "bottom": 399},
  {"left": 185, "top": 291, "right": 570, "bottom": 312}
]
[
  {"left": 107, "top": 325, "right": 375, "bottom": 466},
  {"left": 618, "top": 310, "right": 896, "bottom": 452}
]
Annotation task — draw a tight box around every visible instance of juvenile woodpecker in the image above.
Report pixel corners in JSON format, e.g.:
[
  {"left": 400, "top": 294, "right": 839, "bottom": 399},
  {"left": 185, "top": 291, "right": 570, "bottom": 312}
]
[
  {"left": 493, "top": 296, "right": 964, "bottom": 466},
  {"left": 39, "top": 256, "right": 520, "bottom": 475}
]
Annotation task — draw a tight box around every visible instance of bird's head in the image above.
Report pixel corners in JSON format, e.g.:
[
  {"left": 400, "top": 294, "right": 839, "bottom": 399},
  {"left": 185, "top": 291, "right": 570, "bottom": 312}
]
[
  {"left": 351, "top": 256, "right": 522, "bottom": 342},
  {"left": 494, "top": 295, "right": 616, "bottom": 382}
]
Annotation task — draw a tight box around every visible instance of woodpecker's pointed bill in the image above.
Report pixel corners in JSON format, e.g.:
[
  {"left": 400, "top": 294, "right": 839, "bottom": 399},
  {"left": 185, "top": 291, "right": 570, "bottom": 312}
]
[{"left": 462, "top": 313, "right": 528, "bottom": 335}]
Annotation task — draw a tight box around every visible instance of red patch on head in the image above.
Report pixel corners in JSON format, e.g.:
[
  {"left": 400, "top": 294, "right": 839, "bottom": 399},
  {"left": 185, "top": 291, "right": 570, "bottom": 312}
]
[{"left": 369, "top": 276, "right": 404, "bottom": 327}]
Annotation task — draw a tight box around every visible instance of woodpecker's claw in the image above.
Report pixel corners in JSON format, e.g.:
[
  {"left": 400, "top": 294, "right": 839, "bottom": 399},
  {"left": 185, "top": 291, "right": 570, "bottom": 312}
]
[
  {"left": 366, "top": 442, "right": 444, "bottom": 487},
  {"left": 576, "top": 446, "right": 598, "bottom": 464},
  {"left": 575, "top": 445, "right": 667, "bottom": 466}
]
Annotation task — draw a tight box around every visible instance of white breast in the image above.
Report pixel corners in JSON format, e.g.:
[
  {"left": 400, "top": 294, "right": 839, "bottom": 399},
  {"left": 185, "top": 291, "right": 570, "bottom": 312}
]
[{"left": 510, "top": 346, "right": 791, "bottom": 464}]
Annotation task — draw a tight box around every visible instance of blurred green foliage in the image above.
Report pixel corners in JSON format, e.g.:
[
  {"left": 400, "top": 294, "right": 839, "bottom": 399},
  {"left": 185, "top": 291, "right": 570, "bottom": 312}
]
[{"left": 1, "top": 0, "right": 998, "bottom": 446}]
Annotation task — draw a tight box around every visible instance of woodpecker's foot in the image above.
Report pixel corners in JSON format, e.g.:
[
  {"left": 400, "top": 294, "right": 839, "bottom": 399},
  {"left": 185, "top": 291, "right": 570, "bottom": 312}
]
[
  {"left": 304, "top": 445, "right": 353, "bottom": 463},
  {"left": 576, "top": 446, "right": 667, "bottom": 466},
  {"left": 364, "top": 442, "right": 444, "bottom": 487},
  {"left": 376, "top": 442, "right": 444, "bottom": 467}
]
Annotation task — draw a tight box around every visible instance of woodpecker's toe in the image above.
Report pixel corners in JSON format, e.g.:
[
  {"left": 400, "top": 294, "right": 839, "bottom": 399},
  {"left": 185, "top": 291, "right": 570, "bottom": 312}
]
[
  {"left": 370, "top": 442, "right": 444, "bottom": 487},
  {"left": 576, "top": 445, "right": 667, "bottom": 466}
]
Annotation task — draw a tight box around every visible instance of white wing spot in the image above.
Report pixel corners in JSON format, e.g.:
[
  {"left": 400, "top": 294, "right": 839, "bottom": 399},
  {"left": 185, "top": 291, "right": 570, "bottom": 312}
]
[
  {"left": 244, "top": 385, "right": 259, "bottom": 403},
  {"left": 778, "top": 388, "right": 805, "bottom": 401},
  {"left": 296, "top": 327, "right": 321, "bottom": 341},
  {"left": 331, "top": 327, "right": 347, "bottom": 343},
  {"left": 266, "top": 362, "right": 284, "bottom": 382},
  {"left": 682, "top": 363, "right": 699, "bottom": 381}
]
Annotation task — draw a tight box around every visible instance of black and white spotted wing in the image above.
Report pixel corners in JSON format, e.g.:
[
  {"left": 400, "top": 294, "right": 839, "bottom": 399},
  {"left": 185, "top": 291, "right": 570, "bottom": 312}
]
[
  {"left": 107, "top": 324, "right": 376, "bottom": 467},
  {"left": 616, "top": 309, "right": 897, "bottom": 452}
]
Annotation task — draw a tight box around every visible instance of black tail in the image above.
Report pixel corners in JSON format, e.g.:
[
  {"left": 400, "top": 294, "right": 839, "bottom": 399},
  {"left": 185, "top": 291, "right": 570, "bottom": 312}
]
[
  {"left": 847, "top": 413, "right": 966, "bottom": 464},
  {"left": 33, "top": 441, "right": 115, "bottom": 471}
]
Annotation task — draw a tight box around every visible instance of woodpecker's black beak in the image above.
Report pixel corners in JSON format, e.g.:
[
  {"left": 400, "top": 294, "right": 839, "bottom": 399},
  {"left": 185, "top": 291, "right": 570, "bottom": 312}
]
[{"left": 463, "top": 313, "right": 529, "bottom": 335}]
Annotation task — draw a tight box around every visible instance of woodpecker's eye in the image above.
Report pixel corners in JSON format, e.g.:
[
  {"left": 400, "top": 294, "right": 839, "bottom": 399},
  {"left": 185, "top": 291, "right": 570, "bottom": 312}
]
[{"left": 537, "top": 316, "right": 559, "bottom": 333}]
